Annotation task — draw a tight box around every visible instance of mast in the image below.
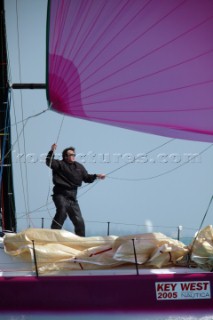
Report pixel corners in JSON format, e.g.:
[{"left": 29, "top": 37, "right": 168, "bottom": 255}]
[{"left": 0, "top": 0, "right": 16, "bottom": 232}]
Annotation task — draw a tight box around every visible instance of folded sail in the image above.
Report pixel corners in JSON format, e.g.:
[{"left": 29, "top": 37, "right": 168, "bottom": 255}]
[
  {"left": 47, "top": 0, "right": 213, "bottom": 142},
  {"left": 3, "top": 226, "right": 213, "bottom": 273}
]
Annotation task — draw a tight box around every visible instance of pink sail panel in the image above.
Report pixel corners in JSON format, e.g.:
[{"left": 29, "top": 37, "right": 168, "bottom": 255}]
[{"left": 47, "top": 0, "right": 213, "bottom": 142}]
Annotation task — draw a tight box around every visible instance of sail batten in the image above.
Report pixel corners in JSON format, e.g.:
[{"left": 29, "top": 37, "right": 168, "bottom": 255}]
[{"left": 47, "top": 0, "right": 213, "bottom": 142}]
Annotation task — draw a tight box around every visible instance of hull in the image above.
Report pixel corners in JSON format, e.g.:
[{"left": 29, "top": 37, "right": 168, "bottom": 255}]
[
  {"left": 1, "top": 227, "right": 213, "bottom": 313},
  {"left": 0, "top": 271, "right": 213, "bottom": 312}
]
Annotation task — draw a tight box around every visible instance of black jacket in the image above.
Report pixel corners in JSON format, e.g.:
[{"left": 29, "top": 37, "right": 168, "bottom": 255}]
[{"left": 46, "top": 150, "right": 97, "bottom": 195}]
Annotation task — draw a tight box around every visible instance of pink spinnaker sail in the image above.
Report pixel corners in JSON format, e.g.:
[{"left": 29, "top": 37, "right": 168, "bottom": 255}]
[{"left": 47, "top": 0, "right": 213, "bottom": 142}]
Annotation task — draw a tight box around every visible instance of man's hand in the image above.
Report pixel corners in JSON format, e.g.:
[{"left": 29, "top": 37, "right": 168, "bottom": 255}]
[
  {"left": 51, "top": 143, "right": 57, "bottom": 151},
  {"left": 96, "top": 174, "right": 106, "bottom": 180}
]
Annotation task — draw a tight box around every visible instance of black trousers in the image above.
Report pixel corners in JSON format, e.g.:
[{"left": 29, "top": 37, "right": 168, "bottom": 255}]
[{"left": 51, "top": 193, "right": 85, "bottom": 237}]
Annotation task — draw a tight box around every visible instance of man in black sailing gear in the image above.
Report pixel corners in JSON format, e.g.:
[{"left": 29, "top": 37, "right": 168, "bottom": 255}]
[{"left": 46, "top": 143, "right": 105, "bottom": 236}]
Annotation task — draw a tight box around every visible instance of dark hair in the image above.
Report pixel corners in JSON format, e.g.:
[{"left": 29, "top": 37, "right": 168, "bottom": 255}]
[{"left": 62, "top": 147, "right": 75, "bottom": 160}]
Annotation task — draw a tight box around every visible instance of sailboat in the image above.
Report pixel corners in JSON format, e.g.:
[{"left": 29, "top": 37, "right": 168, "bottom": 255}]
[{"left": 0, "top": 0, "right": 213, "bottom": 315}]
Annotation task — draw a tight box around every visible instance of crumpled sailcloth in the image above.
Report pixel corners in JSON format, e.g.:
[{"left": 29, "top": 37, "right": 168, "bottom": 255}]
[{"left": 3, "top": 225, "right": 213, "bottom": 274}]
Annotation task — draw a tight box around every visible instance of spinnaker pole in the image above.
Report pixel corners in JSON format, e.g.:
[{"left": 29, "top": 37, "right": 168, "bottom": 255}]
[{"left": 11, "top": 83, "right": 46, "bottom": 89}]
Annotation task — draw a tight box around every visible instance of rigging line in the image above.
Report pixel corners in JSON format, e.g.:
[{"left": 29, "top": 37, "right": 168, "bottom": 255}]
[
  {"left": 17, "top": 201, "right": 54, "bottom": 218},
  {"left": 107, "top": 143, "right": 213, "bottom": 181},
  {"left": 3, "top": 115, "right": 27, "bottom": 160},
  {"left": 5, "top": 57, "right": 47, "bottom": 228},
  {"left": 197, "top": 195, "right": 213, "bottom": 233},
  {"left": 2, "top": 85, "right": 43, "bottom": 161},
  {"left": 78, "top": 180, "right": 99, "bottom": 199},
  {"left": 18, "top": 179, "right": 100, "bottom": 219},
  {"left": 18, "top": 176, "right": 101, "bottom": 220},
  {"left": 84, "top": 220, "right": 182, "bottom": 230},
  {"left": 19, "top": 178, "right": 98, "bottom": 218},
  {"left": 46, "top": 204, "right": 64, "bottom": 229},
  {"left": 5, "top": 11, "right": 32, "bottom": 229},
  {"left": 7, "top": 93, "right": 29, "bottom": 212},
  {"left": 0, "top": 108, "right": 48, "bottom": 133},
  {"left": 189, "top": 195, "right": 213, "bottom": 260},
  {"left": 45, "top": 115, "right": 65, "bottom": 207},
  {"left": 15, "top": 0, "right": 32, "bottom": 228},
  {"left": 0, "top": 93, "right": 10, "bottom": 187},
  {"left": 5, "top": 34, "right": 19, "bottom": 153},
  {"left": 55, "top": 115, "right": 65, "bottom": 144},
  {"left": 8, "top": 92, "right": 29, "bottom": 226},
  {"left": 14, "top": 214, "right": 199, "bottom": 236},
  {"left": 43, "top": 115, "right": 102, "bottom": 214},
  {"left": 106, "top": 137, "right": 175, "bottom": 177}
]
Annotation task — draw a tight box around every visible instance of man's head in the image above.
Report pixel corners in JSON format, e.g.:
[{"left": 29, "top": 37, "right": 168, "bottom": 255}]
[{"left": 62, "top": 147, "right": 76, "bottom": 163}]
